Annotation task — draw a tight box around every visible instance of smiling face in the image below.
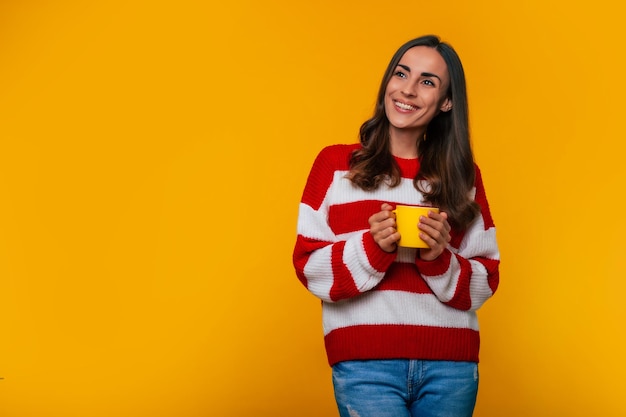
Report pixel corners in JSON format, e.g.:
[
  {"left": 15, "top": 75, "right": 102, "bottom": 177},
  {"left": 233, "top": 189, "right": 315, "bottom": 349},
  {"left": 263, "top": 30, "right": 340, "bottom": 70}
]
[{"left": 384, "top": 46, "right": 452, "bottom": 144}]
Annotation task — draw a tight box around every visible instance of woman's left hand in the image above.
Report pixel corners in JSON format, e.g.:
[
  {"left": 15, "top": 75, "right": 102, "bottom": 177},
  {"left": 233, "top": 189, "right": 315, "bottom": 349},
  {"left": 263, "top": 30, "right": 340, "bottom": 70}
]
[{"left": 418, "top": 211, "right": 452, "bottom": 261}]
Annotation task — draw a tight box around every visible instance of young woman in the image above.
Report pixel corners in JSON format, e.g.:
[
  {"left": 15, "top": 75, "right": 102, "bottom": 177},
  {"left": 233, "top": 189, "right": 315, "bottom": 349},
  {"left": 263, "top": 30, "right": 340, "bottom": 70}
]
[{"left": 293, "top": 35, "right": 500, "bottom": 417}]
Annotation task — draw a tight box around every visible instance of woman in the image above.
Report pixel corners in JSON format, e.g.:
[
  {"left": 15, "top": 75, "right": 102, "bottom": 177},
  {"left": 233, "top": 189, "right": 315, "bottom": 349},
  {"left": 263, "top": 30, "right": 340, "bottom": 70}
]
[{"left": 293, "top": 35, "right": 500, "bottom": 417}]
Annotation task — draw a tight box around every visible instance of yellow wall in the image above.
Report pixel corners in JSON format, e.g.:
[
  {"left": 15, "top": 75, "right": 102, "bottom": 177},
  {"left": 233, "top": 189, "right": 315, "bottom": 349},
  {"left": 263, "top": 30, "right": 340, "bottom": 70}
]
[{"left": 0, "top": 1, "right": 624, "bottom": 416}]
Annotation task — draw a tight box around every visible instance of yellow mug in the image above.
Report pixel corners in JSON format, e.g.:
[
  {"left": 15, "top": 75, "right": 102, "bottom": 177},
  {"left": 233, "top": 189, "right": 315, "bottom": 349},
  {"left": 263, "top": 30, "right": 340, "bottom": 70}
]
[{"left": 393, "top": 205, "right": 440, "bottom": 248}]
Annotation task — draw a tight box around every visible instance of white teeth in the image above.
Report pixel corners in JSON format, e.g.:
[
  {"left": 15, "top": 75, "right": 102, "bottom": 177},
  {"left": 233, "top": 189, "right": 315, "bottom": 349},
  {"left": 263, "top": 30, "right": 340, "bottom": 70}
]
[{"left": 395, "top": 101, "right": 417, "bottom": 111}]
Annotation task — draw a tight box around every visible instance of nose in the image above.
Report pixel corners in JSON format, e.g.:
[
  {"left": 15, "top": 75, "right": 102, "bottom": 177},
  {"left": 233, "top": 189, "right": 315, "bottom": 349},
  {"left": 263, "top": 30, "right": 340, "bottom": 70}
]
[{"left": 401, "top": 82, "right": 417, "bottom": 97}]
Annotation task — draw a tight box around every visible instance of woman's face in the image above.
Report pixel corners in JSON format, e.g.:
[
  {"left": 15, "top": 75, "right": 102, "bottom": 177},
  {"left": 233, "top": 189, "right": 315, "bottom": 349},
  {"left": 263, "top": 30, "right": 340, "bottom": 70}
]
[{"left": 384, "top": 46, "right": 452, "bottom": 140}]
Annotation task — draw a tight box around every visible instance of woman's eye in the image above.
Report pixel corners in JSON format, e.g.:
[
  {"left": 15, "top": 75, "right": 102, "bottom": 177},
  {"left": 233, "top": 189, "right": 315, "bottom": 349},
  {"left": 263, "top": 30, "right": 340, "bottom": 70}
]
[
  {"left": 422, "top": 79, "right": 435, "bottom": 86},
  {"left": 394, "top": 71, "right": 407, "bottom": 78}
]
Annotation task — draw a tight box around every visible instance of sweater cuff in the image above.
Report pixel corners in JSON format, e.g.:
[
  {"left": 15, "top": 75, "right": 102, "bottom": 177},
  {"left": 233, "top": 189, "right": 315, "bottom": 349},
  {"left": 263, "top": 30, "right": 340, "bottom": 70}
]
[
  {"left": 362, "top": 231, "right": 396, "bottom": 273},
  {"left": 415, "top": 249, "right": 452, "bottom": 276}
]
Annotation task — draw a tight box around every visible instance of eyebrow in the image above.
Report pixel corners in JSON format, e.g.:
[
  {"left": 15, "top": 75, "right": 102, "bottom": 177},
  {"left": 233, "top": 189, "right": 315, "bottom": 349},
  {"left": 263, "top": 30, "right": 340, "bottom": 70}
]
[{"left": 398, "top": 64, "right": 442, "bottom": 82}]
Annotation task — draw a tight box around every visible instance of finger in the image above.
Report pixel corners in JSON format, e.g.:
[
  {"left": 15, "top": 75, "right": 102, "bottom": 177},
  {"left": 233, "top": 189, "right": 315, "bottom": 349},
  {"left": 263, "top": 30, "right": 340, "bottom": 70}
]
[
  {"left": 421, "top": 213, "right": 449, "bottom": 234},
  {"left": 381, "top": 204, "right": 396, "bottom": 222},
  {"left": 382, "top": 230, "right": 400, "bottom": 247},
  {"left": 419, "top": 226, "right": 442, "bottom": 244},
  {"left": 419, "top": 235, "right": 446, "bottom": 256},
  {"left": 373, "top": 227, "right": 399, "bottom": 253},
  {"left": 419, "top": 232, "right": 437, "bottom": 248},
  {"left": 427, "top": 210, "right": 447, "bottom": 223},
  {"left": 419, "top": 216, "right": 444, "bottom": 233},
  {"left": 418, "top": 221, "right": 448, "bottom": 245},
  {"left": 373, "top": 217, "right": 396, "bottom": 233},
  {"left": 438, "top": 212, "right": 452, "bottom": 234},
  {"left": 369, "top": 211, "right": 389, "bottom": 226}
]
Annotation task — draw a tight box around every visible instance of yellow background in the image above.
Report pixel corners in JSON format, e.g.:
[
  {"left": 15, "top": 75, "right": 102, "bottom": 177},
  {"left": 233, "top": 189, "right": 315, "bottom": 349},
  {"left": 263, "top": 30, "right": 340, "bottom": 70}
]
[{"left": 1, "top": 1, "right": 624, "bottom": 416}]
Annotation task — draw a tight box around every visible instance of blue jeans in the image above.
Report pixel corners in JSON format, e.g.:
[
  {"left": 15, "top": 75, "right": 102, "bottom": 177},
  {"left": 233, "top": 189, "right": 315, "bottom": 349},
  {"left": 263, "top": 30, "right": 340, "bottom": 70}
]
[{"left": 332, "top": 359, "right": 478, "bottom": 417}]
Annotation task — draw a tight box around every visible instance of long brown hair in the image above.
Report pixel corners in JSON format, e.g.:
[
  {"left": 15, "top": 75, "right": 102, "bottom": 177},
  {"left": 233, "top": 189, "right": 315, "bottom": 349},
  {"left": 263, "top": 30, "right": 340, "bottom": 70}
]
[{"left": 348, "top": 35, "right": 479, "bottom": 230}]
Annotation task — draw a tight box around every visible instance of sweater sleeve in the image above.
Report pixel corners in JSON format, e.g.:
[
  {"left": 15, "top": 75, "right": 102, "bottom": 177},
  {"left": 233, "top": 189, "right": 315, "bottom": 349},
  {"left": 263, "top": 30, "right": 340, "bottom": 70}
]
[
  {"left": 292, "top": 146, "right": 397, "bottom": 303},
  {"left": 415, "top": 165, "right": 500, "bottom": 311}
]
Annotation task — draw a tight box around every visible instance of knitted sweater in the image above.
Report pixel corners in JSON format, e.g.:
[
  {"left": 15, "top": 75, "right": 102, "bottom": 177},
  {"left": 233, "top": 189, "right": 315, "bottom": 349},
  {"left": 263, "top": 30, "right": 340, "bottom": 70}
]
[{"left": 293, "top": 144, "right": 500, "bottom": 366}]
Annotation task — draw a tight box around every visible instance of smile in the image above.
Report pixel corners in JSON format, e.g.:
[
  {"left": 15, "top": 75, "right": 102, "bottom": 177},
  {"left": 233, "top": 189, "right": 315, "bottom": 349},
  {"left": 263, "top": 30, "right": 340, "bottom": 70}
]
[{"left": 394, "top": 100, "right": 418, "bottom": 111}]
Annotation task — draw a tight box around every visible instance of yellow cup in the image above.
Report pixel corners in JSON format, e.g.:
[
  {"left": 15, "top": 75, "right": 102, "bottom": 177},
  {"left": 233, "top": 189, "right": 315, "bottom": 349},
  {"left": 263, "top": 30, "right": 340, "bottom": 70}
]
[{"left": 393, "top": 205, "right": 440, "bottom": 248}]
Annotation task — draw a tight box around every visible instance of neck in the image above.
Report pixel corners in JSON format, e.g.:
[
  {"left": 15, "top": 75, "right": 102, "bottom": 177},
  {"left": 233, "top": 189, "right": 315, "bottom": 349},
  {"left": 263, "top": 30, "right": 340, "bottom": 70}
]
[{"left": 389, "top": 128, "right": 424, "bottom": 159}]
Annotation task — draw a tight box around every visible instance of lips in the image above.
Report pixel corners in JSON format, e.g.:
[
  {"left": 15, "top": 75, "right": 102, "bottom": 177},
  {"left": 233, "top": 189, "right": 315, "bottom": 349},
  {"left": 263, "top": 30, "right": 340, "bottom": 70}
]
[{"left": 394, "top": 100, "right": 418, "bottom": 111}]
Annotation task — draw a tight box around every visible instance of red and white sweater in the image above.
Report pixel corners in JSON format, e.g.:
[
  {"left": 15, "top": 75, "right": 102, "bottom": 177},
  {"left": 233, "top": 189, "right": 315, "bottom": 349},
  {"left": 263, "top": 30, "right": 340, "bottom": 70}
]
[{"left": 293, "top": 144, "right": 500, "bottom": 366}]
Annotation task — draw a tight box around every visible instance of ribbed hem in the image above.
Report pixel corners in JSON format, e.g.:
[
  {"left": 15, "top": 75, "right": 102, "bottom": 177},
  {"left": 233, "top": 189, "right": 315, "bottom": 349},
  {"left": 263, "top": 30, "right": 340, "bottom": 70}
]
[
  {"left": 415, "top": 248, "right": 452, "bottom": 276},
  {"left": 362, "top": 231, "right": 397, "bottom": 273},
  {"left": 324, "top": 324, "right": 479, "bottom": 366}
]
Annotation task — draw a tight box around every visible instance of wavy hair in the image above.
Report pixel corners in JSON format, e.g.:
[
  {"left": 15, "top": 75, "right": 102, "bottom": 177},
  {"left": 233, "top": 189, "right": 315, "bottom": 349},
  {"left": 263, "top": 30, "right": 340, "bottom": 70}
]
[{"left": 348, "top": 35, "right": 479, "bottom": 230}]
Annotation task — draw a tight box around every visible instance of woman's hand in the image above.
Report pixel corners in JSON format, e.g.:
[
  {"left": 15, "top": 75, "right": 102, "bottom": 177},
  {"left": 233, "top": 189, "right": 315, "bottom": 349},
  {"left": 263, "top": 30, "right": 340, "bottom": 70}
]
[
  {"left": 368, "top": 203, "right": 399, "bottom": 253},
  {"left": 418, "top": 211, "right": 452, "bottom": 261}
]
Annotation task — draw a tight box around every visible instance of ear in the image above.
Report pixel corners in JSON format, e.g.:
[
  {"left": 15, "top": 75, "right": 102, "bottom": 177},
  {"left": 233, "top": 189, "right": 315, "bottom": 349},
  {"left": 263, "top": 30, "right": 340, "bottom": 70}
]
[{"left": 440, "top": 98, "right": 452, "bottom": 112}]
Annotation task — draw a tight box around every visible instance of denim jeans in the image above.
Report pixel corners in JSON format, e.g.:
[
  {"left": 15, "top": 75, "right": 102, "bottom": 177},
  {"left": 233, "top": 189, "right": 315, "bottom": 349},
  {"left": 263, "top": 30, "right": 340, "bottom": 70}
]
[{"left": 332, "top": 359, "right": 478, "bottom": 417}]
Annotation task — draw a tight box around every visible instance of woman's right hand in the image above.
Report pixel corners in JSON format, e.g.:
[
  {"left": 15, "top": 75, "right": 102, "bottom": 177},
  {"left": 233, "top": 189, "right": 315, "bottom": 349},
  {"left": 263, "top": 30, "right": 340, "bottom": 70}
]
[{"left": 368, "top": 203, "right": 400, "bottom": 253}]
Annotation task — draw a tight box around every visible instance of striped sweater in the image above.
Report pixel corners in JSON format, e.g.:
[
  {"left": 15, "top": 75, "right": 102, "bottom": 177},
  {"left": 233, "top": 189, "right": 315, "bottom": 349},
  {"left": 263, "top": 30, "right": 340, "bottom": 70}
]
[{"left": 293, "top": 144, "right": 500, "bottom": 366}]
